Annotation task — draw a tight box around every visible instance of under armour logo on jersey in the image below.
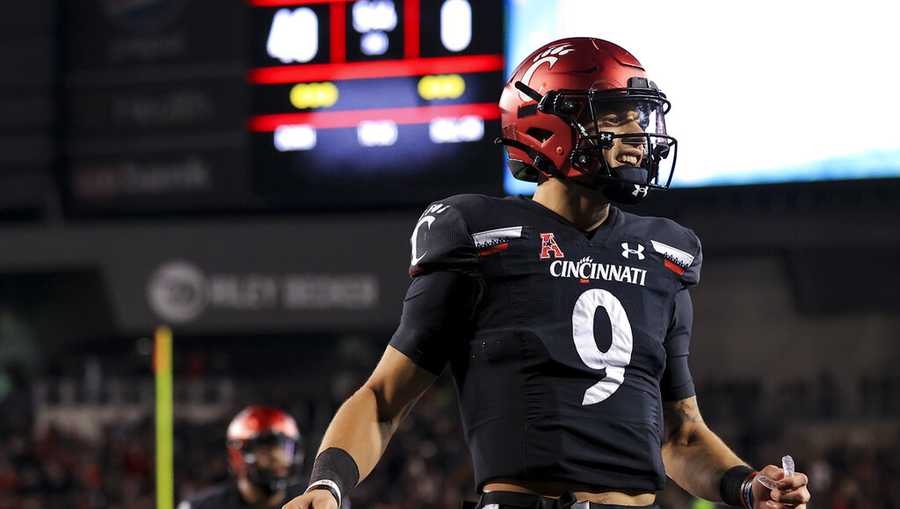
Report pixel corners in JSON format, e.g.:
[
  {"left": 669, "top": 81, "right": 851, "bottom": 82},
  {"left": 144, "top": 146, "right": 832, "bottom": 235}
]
[
  {"left": 621, "top": 242, "right": 645, "bottom": 260},
  {"left": 632, "top": 185, "right": 649, "bottom": 198},
  {"left": 539, "top": 232, "right": 565, "bottom": 259}
]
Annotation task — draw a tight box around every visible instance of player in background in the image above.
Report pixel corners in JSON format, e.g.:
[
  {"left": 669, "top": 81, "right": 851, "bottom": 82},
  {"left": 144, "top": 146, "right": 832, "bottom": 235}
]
[
  {"left": 179, "top": 406, "right": 307, "bottom": 509},
  {"left": 284, "top": 38, "right": 811, "bottom": 509}
]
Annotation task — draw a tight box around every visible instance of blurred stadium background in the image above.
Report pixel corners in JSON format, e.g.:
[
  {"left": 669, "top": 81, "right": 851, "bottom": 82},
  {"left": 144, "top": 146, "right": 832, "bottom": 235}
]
[{"left": 1, "top": 0, "right": 899, "bottom": 508}]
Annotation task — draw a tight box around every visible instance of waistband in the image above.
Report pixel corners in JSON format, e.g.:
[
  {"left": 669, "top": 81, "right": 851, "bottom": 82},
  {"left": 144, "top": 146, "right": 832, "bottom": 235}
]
[{"left": 462, "top": 491, "right": 659, "bottom": 509}]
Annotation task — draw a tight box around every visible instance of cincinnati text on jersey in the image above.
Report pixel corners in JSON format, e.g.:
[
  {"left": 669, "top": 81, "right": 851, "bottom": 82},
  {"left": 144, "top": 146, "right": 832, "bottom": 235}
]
[{"left": 549, "top": 256, "right": 647, "bottom": 287}]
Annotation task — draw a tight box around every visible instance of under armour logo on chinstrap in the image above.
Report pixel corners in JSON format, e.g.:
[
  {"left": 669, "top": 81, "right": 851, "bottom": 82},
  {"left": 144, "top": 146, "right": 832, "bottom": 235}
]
[{"left": 621, "top": 242, "right": 645, "bottom": 260}]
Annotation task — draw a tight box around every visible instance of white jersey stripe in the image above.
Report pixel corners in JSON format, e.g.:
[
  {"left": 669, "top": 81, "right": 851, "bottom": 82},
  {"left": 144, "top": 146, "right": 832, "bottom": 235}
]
[
  {"left": 650, "top": 240, "right": 694, "bottom": 268},
  {"left": 473, "top": 226, "right": 523, "bottom": 249}
]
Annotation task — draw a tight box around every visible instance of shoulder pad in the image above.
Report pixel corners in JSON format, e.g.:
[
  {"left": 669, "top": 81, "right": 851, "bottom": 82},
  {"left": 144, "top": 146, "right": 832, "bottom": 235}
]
[
  {"left": 409, "top": 196, "right": 480, "bottom": 277},
  {"left": 622, "top": 212, "right": 703, "bottom": 287},
  {"left": 647, "top": 223, "right": 702, "bottom": 287}
]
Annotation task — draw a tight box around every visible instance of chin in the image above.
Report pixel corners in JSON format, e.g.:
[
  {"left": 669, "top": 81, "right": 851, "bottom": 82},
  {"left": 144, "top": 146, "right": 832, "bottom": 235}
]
[{"left": 570, "top": 178, "right": 610, "bottom": 201}]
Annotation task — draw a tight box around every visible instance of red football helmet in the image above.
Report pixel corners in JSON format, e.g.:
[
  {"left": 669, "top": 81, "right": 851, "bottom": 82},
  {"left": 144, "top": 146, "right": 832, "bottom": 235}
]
[
  {"left": 226, "top": 406, "right": 302, "bottom": 494},
  {"left": 498, "top": 37, "right": 677, "bottom": 203}
]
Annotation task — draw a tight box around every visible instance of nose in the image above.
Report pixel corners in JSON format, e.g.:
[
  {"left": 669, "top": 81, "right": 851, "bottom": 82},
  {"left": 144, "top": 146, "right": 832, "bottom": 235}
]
[
  {"left": 620, "top": 138, "right": 646, "bottom": 152},
  {"left": 611, "top": 118, "right": 644, "bottom": 148},
  {"left": 621, "top": 119, "right": 645, "bottom": 141}
]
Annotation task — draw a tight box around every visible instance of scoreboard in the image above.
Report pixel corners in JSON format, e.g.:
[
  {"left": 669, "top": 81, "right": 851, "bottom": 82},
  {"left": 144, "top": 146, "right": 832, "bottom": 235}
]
[
  {"left": 248, "top": 0, "right": 505, "bottom": 207},
  {"left": 60, "top": 0, "right": 504, "bottom": 215}
]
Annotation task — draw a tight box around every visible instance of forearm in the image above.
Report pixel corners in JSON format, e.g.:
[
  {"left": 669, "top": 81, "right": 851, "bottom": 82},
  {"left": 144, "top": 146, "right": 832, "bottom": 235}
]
[
  {"left": 316, "top": 383, "right": 416, "bottom": 482},
  {"left": 662, "top": 423, "right": 747, "bottom": 500},
  {"left": 662, "top": 396, "right": 750, "bottom": 501}
]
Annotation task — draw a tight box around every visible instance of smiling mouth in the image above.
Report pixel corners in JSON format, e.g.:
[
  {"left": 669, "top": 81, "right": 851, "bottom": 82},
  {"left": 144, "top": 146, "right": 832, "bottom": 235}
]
[{"left": 615, "top": 154, "right": 641, "bottom": 166}]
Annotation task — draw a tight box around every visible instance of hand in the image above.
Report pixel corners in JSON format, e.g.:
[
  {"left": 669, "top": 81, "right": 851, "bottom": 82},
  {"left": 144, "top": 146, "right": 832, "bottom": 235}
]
[
  {"left": 752, "top": 464, "right": 811, "bottom": 509},
  {"left": 282, "top": 488, "right": 339, "bottom": 509}
]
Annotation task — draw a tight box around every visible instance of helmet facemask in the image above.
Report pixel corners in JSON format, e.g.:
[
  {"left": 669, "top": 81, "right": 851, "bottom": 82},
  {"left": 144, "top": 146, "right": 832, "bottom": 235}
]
[
  {"left": 568, "top": 87, "right": 677, "bottom": 203},
  {"left": 229, "top": 431, "right": 301, "bottom": 497},
  {"left": 506, "top": 77, "right": 678, "bottom": 204}
]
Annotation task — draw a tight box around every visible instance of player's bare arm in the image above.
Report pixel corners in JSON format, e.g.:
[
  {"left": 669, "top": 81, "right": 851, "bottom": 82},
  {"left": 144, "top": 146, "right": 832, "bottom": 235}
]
[
  {"left": 319, "top": 345, "right": 436, "bottom": 472},
  {"left": 662, "top": 396, "right": 745, "bottom": 498},
  {"left": 663, "top": 396, "right": 811, "bottom": 509},
  {"left": 282, "top": 346, "right": 437, "bottom": 509}
]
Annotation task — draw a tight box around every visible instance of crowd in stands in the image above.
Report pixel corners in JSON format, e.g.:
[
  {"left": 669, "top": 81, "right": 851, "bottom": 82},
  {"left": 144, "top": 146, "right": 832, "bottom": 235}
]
[{"left": 1, "top": 344, "right": 899, "bottom": 509}]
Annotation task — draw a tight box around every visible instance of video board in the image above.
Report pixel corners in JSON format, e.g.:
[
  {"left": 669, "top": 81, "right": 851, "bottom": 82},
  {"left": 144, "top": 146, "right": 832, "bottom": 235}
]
[{"left": 504, "top": 0, "right": 900, "bottom": 194}]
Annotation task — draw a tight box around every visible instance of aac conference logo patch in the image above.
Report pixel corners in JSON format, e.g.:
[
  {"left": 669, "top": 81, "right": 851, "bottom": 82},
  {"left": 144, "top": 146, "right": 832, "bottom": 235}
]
[{"left": 539, "top": 232, "right": 565, "bottom": 260}]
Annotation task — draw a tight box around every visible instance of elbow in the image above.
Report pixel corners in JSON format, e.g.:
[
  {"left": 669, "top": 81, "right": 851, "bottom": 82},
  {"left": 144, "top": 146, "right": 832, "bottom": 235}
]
[
  {"left": 664, "top": 422, "right": 708, "bottom": 449},
  {"left": 359, "top": 381, "right": 403, "bottom": 427}
]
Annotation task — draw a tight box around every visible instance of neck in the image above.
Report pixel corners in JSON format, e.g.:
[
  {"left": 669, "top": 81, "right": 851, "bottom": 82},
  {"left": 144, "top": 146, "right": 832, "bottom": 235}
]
[
  {"left": 237, "top": 477, "right": 284, "bottom": 509},
  {"left": 532, "top": 178, "right": 611, "bottom": 231}
]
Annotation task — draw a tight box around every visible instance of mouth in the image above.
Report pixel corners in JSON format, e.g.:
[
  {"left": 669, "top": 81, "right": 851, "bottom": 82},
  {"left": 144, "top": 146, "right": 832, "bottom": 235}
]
[{"left": 614, "top": 152, "right": 642, "bottom": 166}]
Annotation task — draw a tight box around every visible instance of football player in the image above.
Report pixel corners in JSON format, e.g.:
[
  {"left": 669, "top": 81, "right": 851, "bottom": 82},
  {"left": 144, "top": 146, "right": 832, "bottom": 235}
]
[
  {"left": 285, "top": 38, "right": 811, "bottom": 509},
  {"left": 180, "top": 406, "right": 306, "bottom": 509}
]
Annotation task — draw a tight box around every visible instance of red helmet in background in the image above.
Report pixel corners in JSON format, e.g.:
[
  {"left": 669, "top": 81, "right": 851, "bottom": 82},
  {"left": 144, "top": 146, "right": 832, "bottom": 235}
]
[
  {"left": 226, "top": 405, "right": 302, "bottom": 495},
  {"left": 498, "top": 37, "right": 677, "bottom": 203}
]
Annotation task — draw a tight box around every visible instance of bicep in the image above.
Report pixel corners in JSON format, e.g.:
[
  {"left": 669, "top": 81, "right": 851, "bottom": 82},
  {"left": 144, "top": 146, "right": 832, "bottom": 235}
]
[{"left": 363, "top": 345, "right": 441, "bottom": 422}]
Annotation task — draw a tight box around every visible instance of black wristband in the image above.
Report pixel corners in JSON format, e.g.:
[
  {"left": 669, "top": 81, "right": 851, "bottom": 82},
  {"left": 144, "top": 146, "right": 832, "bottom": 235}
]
[
  {"left": 308, "top": 448, "right": 360, "bottom": 505},
  {"left": 720, "top": 465, "right": 755, "bottom": 508}
]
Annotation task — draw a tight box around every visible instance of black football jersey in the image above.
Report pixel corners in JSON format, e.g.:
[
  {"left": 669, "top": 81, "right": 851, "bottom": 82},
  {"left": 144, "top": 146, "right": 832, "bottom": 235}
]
[{"left": 390, "top": 194, "right": 702, "bottom": 492}]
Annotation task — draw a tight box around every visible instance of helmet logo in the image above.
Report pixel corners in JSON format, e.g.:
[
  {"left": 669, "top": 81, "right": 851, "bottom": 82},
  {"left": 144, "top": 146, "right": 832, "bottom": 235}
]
[{"left": 519, "top": 43, "right": 575, "bottom": 101}]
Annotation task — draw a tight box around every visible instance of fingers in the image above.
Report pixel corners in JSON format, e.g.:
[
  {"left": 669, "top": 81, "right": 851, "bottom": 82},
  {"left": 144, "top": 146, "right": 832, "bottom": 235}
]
[
  {"left": 771, "top": 486, "right": 811, "bottom": 506},
  {"left": 763, "top": 504, "right": 806, "bottom": 509},
  {"left": 778, "top": 472, "right": 809, "bottom": 490},
  {"left": 281, "top": 493, "right": 325, "bottom": 509},
  {"left": 753, "top": 465, "right": 811, "bottom": 509},
  {"left": 281, "top": 495, "right": 308, "bottom": 509},
  {"left": 282, "top": 490, "right": 339, "bottom": 509},
  {"left": 758, "top": 464, "right": 785, "bottom": 481},
  {"left": 772, "top": 471, "right": 810, "bottom": 506}
]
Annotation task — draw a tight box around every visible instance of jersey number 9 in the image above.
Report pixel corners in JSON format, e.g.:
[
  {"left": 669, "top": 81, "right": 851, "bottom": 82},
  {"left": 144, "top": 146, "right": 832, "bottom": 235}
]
[{"left": 572, "top": 289, "right": 634, "bottom": 405}]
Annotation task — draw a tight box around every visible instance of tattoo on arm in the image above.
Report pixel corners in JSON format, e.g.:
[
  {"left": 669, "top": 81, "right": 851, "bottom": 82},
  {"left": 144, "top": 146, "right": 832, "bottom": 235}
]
[
  {"left": 664, "top": 396, "right": 706, "bottom": 445},
  {"left": 662, "top": 396, "right": 749, "bottom": 499}
]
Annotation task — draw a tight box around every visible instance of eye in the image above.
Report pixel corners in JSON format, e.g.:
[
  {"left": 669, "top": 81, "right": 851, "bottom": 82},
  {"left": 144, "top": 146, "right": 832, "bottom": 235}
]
[{"left": 598, "top": 113, "right": 620, "bottom": 127}]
